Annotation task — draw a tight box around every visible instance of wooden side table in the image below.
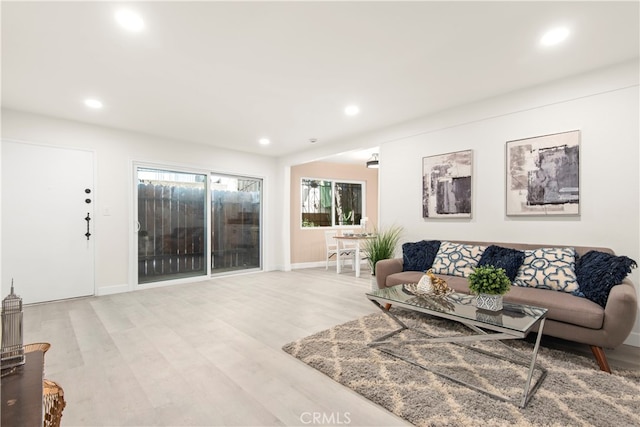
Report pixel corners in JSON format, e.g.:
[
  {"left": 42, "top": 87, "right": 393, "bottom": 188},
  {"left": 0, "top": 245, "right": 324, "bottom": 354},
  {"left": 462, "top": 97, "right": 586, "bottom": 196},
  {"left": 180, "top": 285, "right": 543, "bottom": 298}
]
[{"left": 1, "top": 350, "right": 44, "bottom": 427}]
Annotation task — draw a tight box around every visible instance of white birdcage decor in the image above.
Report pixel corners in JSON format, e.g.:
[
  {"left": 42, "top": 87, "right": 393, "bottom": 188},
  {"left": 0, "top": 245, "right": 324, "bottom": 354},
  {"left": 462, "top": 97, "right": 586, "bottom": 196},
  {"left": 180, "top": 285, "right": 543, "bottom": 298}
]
[{"left": 1, "top": 280, "right": 25, "bottom": 370}]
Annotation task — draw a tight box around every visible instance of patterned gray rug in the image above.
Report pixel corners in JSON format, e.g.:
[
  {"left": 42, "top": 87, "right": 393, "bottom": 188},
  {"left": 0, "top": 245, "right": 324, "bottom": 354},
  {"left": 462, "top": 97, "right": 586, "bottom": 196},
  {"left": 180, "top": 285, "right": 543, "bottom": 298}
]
[{"left": 282, "top": 309, "right": 640, "bottom": 427}]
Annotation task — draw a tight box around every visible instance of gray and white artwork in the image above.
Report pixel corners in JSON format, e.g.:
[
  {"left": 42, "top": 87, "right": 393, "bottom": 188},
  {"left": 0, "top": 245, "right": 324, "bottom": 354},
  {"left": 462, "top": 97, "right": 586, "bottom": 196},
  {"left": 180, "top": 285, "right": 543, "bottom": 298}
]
[
  {"left": 506, "top": 130, "right": 580, "bottom": 216},
  {"left": 422, "top": 150, "right": 473, "bottom": 218}
]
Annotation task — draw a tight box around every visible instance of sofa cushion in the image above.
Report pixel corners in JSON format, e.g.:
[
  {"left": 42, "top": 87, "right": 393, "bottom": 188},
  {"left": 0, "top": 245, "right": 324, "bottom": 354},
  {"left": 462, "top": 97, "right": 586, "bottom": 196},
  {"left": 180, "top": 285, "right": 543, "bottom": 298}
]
[
  {"left": 513, "top": 247, "right": 579, "bottom": 293},
  {"left": 477, "top": 245, "right": 526, "bottom": 282},
  {"left": 385, "top": 271, "right": 470, "bottom": 293},
  {"left": 504, "top": 285, "right": 604, "bottom": 329},
  {"left": 385, "top": 271, "right": 424, "bottom": 288},
  {"left": 402, "top": 240, "right": 441, "bottom": 272},
  {"left": 432, "top": 241, "right": 486, "bottom": 278},
  {"left": 575, "top": 250, "right": 637, "bottom": 308}
]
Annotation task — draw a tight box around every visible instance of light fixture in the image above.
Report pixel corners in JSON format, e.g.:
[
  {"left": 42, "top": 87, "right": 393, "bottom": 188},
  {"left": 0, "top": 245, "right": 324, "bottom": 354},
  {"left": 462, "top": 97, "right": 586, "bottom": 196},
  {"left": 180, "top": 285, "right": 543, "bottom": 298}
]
[
  {"left": 366, "top": 153, "right": 379, "bottom": 168},
  {"left": 259, "top": 138, "right": 270, "bottom": 146},
  {"left": 344, "top": 105, "right": 360, "bottom": 116},
  {"left": 540, "top": 27, "right": 570, "bottom": 46},
  {"left": 84, "top": 99, "right": 103, "bottom": 109},
  {"left": 115, "top": 9, "right": 145, "bottom": 32}
]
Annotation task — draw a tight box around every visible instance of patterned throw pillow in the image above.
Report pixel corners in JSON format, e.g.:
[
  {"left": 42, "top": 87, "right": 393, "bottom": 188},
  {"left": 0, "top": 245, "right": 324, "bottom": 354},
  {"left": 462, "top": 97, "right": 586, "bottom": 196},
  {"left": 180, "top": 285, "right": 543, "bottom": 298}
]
[
  {"left": 477, "top": 245, "right": 526, "bottom": 282},
  {"left": 513, "top": 247, "right": 579, "bottom": 293},
  {"left": 432, "top": 241, "right": 486, "bottom": 277},
  {"left": 402, "top": 240, "right": 441, "bottom": 272}
]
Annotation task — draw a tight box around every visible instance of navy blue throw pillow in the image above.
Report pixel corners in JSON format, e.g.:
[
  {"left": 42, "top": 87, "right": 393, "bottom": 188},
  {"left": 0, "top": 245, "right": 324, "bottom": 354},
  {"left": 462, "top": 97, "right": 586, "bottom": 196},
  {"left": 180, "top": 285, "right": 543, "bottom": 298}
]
[
  {"left": 477, "top": 245, "right": 525, "bottom": 282},
  {"left": 402, "top": 240, "right": 441, "bottom": 272},
  {"left": 575, "top": 250, "right": 637, "bottom": 308}
]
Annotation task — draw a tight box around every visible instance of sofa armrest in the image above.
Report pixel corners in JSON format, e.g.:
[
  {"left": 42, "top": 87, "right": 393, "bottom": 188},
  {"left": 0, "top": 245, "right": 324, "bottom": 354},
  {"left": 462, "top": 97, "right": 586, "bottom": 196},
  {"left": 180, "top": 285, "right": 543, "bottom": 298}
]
[
  {"left": 601, "top": 279, "right": 638, "bottom": 348},
  {"left": 375, "top": 258, "right": 403, "bottom": 289}
]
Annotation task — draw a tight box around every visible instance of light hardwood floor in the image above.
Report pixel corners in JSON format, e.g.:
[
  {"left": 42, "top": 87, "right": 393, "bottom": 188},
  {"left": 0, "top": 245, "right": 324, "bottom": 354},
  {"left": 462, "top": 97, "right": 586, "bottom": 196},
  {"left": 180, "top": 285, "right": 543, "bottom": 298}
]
[{"left": 23, "top": 268, "right": 639, "bottom": 426}]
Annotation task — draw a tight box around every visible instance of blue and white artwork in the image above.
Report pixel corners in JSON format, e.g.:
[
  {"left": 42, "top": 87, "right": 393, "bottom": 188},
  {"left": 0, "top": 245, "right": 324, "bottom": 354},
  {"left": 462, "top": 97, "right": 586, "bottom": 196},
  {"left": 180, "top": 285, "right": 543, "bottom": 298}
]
[{"left": 506, "top": 130, "right": 580, "bottom": 216}]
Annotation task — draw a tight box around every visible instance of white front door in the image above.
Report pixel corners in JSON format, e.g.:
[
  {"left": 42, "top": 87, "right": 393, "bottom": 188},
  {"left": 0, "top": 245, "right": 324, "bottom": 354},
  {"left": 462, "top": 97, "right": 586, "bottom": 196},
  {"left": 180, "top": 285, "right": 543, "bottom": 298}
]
[{"left": 1, "top": 141, "right": 95, "bottom": 304}]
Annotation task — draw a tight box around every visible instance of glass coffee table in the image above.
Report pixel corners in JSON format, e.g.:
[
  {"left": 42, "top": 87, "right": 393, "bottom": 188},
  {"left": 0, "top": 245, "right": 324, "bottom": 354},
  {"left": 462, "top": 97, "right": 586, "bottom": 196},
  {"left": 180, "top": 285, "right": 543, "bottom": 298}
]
[{"left": 366, "top": 284, "right": 548, "bottom": 408}]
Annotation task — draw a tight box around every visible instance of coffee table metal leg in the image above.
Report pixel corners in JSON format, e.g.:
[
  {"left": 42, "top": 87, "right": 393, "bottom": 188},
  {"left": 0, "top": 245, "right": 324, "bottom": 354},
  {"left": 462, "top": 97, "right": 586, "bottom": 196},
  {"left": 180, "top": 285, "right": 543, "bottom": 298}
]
[
  {"left": 368, "top": 299, "right": 547, "bottom": 408},
  {"left": 370, "top": 300, "right": 409, "bottom": 328},
  {"left": 521, "top": 318, "right": 546, "bottom": 408}
]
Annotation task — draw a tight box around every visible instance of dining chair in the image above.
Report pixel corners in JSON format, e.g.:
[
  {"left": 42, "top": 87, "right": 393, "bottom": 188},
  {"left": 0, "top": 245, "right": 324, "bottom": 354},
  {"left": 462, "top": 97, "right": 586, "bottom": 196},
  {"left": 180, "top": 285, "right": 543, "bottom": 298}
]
[
  {"left": 340, "top": 230, "right": 359, "bottom": 270},
  {"left": 325, "top": 230, "right": 355, "bottom": 269}
]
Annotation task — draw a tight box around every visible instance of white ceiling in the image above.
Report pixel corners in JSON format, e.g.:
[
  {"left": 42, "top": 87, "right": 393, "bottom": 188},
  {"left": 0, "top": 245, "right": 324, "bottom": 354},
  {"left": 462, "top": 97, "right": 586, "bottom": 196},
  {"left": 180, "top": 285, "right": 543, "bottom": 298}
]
[{"left": 2, "top": 1, "right": 639, "bottom": 161}]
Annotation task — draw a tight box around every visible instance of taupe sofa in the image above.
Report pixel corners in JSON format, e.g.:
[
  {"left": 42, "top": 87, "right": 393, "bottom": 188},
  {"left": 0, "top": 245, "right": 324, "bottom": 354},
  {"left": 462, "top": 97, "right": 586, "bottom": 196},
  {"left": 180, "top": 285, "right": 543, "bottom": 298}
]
[{"left": 375, "top": 240, "right": 638, "bottom": 373}]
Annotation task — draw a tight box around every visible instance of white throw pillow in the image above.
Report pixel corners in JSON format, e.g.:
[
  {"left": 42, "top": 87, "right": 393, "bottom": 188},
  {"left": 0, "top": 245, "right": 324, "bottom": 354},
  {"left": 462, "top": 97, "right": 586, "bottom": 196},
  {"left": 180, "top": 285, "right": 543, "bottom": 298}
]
[
  {"left": 513, "top": 247, "right": 579, "bottom": 293},
  {"left": 432, "top": 241, "right": 486, "bottom": 278}
]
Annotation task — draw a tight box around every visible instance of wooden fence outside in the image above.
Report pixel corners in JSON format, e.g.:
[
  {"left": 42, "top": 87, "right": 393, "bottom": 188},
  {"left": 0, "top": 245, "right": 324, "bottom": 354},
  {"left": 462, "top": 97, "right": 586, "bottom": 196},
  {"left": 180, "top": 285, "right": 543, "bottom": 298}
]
[
  {"left": 138, "top": 182, "right": 261, "bottom": 282},
  {"left": 138, "top": 182, "right": 206, "bottom": 283}
]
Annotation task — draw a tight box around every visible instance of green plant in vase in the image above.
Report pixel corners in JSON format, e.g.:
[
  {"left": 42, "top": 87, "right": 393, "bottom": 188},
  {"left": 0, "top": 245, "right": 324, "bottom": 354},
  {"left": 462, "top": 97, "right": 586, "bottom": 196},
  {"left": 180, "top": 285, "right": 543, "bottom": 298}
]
[
  {"left": 468, "top": 265, "right": 511, "bottom": 311},
  {"left": 362, "top": 225, "right": 403, "bottom": 289}
]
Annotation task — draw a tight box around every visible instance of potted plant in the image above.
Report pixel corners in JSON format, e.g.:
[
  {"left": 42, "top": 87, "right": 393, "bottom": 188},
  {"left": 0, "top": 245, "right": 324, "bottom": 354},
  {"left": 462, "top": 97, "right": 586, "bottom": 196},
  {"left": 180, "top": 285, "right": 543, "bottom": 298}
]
[
  {"left": 468, "top": 265, "right": 511, "bottom": 311},
  {"left": 362, "top": 225, "right": 403, "bottom": 290}
]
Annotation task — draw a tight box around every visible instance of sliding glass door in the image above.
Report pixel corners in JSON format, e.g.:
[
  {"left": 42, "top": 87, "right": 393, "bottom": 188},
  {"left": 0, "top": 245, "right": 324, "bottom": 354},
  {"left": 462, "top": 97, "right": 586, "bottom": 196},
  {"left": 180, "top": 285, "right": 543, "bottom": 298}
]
[
  {"left": 137, "top": 168, "right": 207, "bottom": 284},
  {"left": 211, "top": 174, "right": 262, "bottom": 273},
  {"left": 136, "top": 166, "right": 262, "bottom": 284}
]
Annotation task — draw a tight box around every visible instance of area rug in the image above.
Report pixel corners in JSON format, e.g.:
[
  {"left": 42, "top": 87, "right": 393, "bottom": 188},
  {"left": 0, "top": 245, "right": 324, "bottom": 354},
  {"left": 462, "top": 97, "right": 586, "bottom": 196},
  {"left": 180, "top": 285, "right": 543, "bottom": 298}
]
[{"left": 282, "top": 309, "right": 640, "bottom": 427}]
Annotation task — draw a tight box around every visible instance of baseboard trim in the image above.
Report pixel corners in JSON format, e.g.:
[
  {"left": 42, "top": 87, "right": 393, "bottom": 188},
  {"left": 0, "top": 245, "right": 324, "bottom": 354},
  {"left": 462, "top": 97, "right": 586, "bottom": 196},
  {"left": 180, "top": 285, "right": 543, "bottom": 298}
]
[
  {"left": 291, "top": 260, "right": 367, "bottom": 270},
  {"left": 291, "top": 261, "right": 332, "bottom": 269},
  {"left": 96, "top": 283, "right": 129, "bottom": 296}
]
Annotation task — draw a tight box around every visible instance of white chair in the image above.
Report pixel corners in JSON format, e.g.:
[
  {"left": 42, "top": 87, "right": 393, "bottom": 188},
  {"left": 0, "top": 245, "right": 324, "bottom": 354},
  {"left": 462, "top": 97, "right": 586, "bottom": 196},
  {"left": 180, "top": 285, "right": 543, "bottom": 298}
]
[
  {"left": 340, "top": 230, "right": 359, "bottom": 270},
  {"left": 325, "top": 231, "right": 355, "bottom": 269}
]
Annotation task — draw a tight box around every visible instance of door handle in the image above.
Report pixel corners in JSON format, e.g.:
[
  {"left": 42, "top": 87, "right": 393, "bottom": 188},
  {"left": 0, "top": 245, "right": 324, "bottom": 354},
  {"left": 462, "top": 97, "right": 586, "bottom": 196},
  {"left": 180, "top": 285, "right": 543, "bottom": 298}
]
[{"left": 85, "top": 213, "right": 91, "bottom": 240}]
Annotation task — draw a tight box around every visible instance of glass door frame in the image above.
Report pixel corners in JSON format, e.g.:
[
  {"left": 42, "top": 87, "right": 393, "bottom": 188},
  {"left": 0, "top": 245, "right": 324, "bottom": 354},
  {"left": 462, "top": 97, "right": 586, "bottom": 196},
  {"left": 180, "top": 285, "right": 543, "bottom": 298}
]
[
  {"left": 132, "top": 162, "right": 212, "bottom": 289},
  {"left": 210, "top": 172, "right": 263, "bottom": 276},
  {"left": 130, "top": 161, "right": 264, "bottom": 290}
]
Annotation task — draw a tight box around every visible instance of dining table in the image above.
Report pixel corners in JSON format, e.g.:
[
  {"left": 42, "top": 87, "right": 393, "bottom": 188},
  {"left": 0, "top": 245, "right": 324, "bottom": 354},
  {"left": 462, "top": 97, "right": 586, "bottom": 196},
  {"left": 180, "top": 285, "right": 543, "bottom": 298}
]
[{"left": 334, "top": 233, "right": 375, "bottom": 278}]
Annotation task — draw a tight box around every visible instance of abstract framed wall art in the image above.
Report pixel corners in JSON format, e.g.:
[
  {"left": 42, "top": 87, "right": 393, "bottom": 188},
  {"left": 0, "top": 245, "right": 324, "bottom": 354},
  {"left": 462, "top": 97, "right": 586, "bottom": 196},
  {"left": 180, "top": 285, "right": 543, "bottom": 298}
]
[
  {"left": 506, "top": 130, "right": 580, "bottom": 216},
  {"left": 422, "top": 150, "right": 472, "bottom": 218}
]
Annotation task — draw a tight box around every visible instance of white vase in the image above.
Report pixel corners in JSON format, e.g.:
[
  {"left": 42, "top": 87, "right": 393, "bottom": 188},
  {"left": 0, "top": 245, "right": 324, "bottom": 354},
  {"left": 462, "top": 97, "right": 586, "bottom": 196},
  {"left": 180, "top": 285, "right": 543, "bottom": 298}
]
[
  {"left": 417, "top": 274, "right": 433, "bottom": 294},
  {"left": 476, "top": 293, "right": 503, "bottom": 311}
]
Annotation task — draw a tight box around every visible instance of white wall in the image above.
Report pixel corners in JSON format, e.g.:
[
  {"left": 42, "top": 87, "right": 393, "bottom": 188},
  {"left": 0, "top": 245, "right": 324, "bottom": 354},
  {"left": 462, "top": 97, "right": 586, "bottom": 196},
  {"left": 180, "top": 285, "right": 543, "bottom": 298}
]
[
  {"left": 376, "top": 61, "right": 640, "bottom": 345},
  {"left": 1, "top": 109, "right": 282, "bottom": 295}
]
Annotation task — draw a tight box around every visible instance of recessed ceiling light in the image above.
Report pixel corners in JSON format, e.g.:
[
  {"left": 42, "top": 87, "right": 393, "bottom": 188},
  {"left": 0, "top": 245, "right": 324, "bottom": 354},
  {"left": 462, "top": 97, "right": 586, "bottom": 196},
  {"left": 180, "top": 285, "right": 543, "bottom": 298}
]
[
  {"left": 84, "top": 99, "right": 103, "bottom": 109},
  {"left": 259, "top": 138, "right": 270, "bottom": 145},
  {"left": 540, "top": 27, "right": 570, "bottom": 46},
  {"left": 115, "top": 9, "right": 145, "bottom": 32},
  {"left": 344, "top": 105, "right": 360, "bottom": 116}
]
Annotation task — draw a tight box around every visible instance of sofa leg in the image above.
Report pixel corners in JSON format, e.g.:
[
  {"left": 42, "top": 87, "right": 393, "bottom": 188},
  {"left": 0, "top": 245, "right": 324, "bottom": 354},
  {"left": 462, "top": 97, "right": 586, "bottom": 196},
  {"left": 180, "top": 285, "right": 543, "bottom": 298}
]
[
  {"left": 590, "top": 345, "right": 612, "bottom": 373},
  {"left": 384, "top": 303, "right": 392, "bottom": 311}
]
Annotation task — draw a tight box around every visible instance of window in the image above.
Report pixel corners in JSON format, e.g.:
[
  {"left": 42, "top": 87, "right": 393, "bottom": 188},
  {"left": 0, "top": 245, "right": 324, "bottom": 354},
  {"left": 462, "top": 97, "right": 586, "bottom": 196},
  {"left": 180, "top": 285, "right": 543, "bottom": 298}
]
[{"left": 301, "top": 178, "right": 364, "bottom": 227}]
